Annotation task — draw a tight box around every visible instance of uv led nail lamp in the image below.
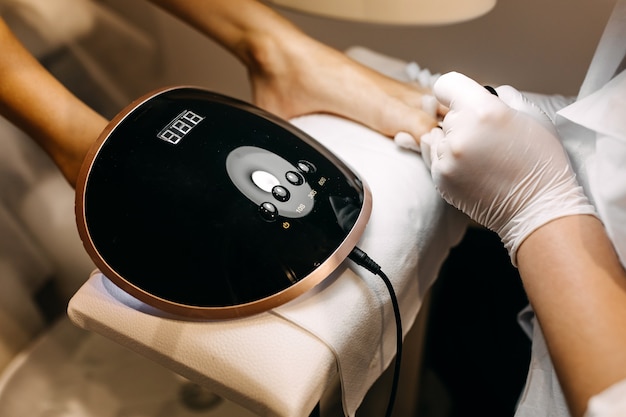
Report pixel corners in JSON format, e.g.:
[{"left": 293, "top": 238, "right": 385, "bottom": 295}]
[{"left": 75, "top": 87, "right": 371, "bottom": 319}]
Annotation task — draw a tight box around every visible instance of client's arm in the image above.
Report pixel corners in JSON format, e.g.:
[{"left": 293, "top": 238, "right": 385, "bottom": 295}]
[
  {"left": 0, "top": 18, "right": 107, "bottom": 187},
  {"left": 147, "top": 0, "right": 439, "bottom": 140}
]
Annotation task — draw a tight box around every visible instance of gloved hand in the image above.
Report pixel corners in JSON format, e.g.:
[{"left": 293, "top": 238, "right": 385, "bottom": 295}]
[{"left": 420, "top": 72, "right": 597, "bottom": 265}]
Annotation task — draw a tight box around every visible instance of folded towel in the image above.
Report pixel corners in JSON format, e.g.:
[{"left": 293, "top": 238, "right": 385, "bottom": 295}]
[{"left": 274, "top": 114, "right": 468, "bottom": 416}]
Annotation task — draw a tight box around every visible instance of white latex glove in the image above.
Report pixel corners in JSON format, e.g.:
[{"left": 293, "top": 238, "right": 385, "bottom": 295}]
[{"left": 421, "top": 72, "right": 597, "bottom": 264}]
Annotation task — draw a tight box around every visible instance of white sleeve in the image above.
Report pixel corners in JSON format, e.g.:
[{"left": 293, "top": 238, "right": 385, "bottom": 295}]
[
  {"left": 584, "top": 379, "right": 626, "bottom": 417},
  {"left": 521, "top": 92, "right": 576, "bottom": 122}
]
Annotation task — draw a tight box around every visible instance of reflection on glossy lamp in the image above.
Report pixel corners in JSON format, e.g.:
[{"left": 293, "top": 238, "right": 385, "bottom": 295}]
[{"left": 266, "top": 0, "right": 496, "bottom": 25}]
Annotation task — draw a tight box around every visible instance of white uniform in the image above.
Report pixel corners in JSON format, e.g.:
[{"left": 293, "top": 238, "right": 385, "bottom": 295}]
[{"left": 515, "top": 1, "right": 626, "bottom": 416}]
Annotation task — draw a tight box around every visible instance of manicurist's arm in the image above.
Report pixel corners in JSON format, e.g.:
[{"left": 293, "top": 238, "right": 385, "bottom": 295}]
[
  {"left": 517, "top": 215, "right": 626, "bottom": 417},
  {"left": 420, "top": 72, "right": 626, "bottom": 417},
  {"left": 148, "top": 0, "right": 440, "bottom": 140},
  {"left": 0, "top": 18, "right": 107, "bottom": 187}
]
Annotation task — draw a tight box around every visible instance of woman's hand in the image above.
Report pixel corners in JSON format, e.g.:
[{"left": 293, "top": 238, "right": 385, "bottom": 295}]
[
  {"left": 246, "top": 28, "right": 440, "bottom": 141},
  {"left": 149, "top": 0, "right": 440, "bottom": 141}
]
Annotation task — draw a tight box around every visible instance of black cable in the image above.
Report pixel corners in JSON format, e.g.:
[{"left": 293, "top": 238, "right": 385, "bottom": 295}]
[{"left": 349, "top": 247, "right": 403, "bottom": 417}]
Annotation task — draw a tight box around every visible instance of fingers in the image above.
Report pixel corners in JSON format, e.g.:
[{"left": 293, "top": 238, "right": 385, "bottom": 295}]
[
  {"left": 495, "top": 85, "right": 556, "bottom": 133},
  {"left": 433, "top": 71, "right": 496, "bottom": 109},
  {"left": 393, "top": 93, "right": 443, "bottom": 153},
  {"left": 419, "top": 126, "right": 445, "bottom": 170},
  {"left": 394, "top": 131, "right": 421, "bottom": 152},
  {"left": 421, "top": 94, "right": 439, "bottom": 118},
  {"left": 494, "top": 85, "right": 527, "bottom": 110},
  {"left": 396, "top": 72, "right": 507, "bottom": 154},
  {"left": 419, "top": 129, "right": 433, "bottom": 169}
]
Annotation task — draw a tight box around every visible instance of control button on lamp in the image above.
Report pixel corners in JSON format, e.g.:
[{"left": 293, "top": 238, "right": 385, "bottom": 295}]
[
  {"left": 285, "top": 171, "right": 304, "bottom": 185},
  {"left": 272, "top": 185, "right": 290, "bottom": 202},
  {"left": 297, "top": 160, "right": 316, "bottom": 174},
  {"left": 259, "top": 202, "right": 279, "bottom": 221}
]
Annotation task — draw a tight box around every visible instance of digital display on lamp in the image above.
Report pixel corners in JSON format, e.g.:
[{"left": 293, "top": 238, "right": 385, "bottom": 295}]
[{"left": 157, "top": 110, "right": 205, "bottom": 144}]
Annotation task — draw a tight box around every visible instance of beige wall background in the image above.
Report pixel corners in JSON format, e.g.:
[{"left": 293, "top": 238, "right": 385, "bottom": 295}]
[{"left": 103, "top": 0, "right": 618, "bottom": 102}]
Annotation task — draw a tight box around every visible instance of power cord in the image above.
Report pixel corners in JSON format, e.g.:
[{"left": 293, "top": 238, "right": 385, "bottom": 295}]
[{"left": 349, "top": 247, "right": 403, "bottom": 417}]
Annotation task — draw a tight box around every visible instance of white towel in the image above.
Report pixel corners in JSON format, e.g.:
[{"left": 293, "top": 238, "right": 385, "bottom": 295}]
[{"left": 274, "top": 114, "right": 468, "bottom": 416}]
